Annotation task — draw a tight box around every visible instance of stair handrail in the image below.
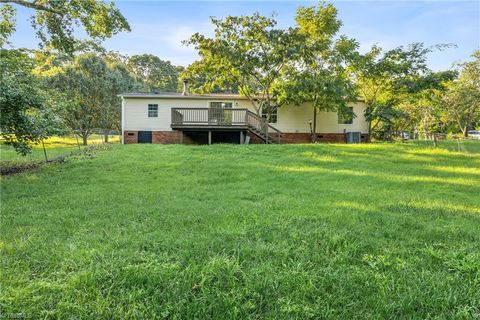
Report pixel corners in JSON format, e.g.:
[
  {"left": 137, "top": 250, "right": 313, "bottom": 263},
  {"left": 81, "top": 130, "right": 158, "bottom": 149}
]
[{"left": 246, "top": 110, "right": 282, "bottom": 144}]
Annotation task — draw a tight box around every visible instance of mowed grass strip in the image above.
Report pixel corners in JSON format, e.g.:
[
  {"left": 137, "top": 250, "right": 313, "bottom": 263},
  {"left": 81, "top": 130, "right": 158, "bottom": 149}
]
[
  {"left": 1, "top": 141, "right": 479, "bottom": 319},
  {"left": 0, "top": 134, "right": 121, "bottom": 164}
]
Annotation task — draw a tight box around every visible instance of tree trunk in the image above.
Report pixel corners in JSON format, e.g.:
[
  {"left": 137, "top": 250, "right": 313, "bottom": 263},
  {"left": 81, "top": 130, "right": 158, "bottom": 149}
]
[
  {"left": 367, "top": 121, "right": 372, "bottom": 142},
  {"left": 82, "top": 133, "right": 88, "bottom": 145},
  {"left": 104, "top": 130, "right": 109, "bottom": 143},
  {"left": 312, "top": 108, "right": 317, "bottom": 143},
  {"left": 463, "top": 125, "right": 468, "bottom": 137},
  {"left": 42, "top": 140, "right": 48, "bottom": 162}
]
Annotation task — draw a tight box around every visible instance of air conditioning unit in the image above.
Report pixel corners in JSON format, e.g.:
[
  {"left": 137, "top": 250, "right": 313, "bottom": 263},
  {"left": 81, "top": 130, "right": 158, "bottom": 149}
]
[{"left": 346, "top": 132, "right": 361, "bottom": 144}]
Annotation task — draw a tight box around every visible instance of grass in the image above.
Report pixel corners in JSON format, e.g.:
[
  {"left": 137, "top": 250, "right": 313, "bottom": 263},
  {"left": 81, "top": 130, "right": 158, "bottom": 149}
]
[
  {"left": 1, "top": 140, "right": 479, "bottom": 319},
  {"left": 0, "top": 134, "right": 120, "bottom": 164}
]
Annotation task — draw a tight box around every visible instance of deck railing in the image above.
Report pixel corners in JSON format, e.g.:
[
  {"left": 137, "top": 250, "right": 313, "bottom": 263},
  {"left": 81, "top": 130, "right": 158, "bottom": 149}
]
[
  {"left": 171, "top": 108, "right": 282, "bottom": 143},
  {"left": 172, "top": 108, "right": 248, "bottom": 126}
]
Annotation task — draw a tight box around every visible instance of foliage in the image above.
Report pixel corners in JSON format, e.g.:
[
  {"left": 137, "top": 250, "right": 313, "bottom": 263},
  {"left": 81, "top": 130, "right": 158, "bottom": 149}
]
[
  {"left": 0, "top": 3, "right": 15, "bottom": 47},
  {"left": 276, "top": 3, "right": 358, "bottom": 139},
  {"left": 182, "top": 60, "right": 240, "bottom": 94},
  {"left": 49, "top": 53, "right": 138, "bottom": 145},
  {"left": 0, "top": 49, "right": 62, "bottom": 155},
  {"left": 127, "top": 54, "right": 182, "bottom": 92},
  {"left": 184, "top": 13, "right": 298, "bottom": 113},
  {"left": 394, "top": 70, "right": 457, "bottom": 137},
  {"left": 0, "top": 0, "right": 130, "bottom": 53},
  {"left": 1, "top": 143, "right": 480, "bottom": 318},
  {"left": 441, "top": 51, "right": 480, "bottom": 136},
  {"left": 350, "top": 43, "right": 452, "bottom": 139}
]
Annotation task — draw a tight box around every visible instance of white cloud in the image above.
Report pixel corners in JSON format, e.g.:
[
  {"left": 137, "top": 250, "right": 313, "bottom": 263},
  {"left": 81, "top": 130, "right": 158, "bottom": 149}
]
[{"left": 102, "top": 21, "right": 214, "bottom": 66}]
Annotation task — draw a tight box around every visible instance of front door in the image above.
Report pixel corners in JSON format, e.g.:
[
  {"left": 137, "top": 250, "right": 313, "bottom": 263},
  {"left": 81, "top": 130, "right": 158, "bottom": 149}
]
[{"left": 138, "top": 131, "right": 152, "bottom": 143}]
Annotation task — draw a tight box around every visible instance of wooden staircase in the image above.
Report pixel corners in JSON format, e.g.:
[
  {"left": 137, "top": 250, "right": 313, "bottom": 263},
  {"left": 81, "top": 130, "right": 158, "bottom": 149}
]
[{"left": 246, "top": 110, "right": 282, "bottom": 144}]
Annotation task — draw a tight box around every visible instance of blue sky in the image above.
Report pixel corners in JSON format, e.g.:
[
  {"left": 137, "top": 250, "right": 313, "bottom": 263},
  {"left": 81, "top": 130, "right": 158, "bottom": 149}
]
[{"left": 9, "top": 1, "right": 480, "bottom": 70}]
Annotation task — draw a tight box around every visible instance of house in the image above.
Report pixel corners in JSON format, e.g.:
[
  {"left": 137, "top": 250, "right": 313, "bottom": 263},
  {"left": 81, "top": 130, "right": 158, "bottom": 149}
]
[{"left": 121, "top": 83, "right": 370, "bottom": 144}]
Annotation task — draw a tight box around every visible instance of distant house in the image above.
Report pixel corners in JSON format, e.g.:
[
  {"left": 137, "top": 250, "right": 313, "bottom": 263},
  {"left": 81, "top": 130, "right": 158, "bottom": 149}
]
[{"left": 120, "top": 83, "right": 369, "bottom": 144}]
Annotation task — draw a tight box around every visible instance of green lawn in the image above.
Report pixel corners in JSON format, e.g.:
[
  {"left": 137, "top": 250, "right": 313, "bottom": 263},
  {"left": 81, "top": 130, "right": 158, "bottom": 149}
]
[
  {"left": 1, "top": 141, "right": 479, "bottom": 319},
  {"left": 0, "top": 134, "right": 120, "bottom": 164}
]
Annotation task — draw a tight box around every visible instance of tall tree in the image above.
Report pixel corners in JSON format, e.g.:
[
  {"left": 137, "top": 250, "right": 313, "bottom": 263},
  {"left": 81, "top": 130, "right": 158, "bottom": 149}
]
[
  {"left": 0, "top": 49, "right": 61, "bottom": 155},
  {"left": 0, "top": 0, "right": 130, "bottom": 53},
  {"left": 49, "top": 53, "right": 137, "bottom": 145},
  {"left": 277, "top": 3, "right": 358, "bottom": 142},
  {"left": 127, "top": 54, "right": 181, "bottom": 92},
  {"left": 182, "top": 60, "right": 239, "bottom": 94},
  {"left": 394, "top": 70, "right": 457, "bottom": 138},
  {"left": 441, "top": 51, "right": 480, "bottom": 137},
  {"left": 183, "top": 13, "right": 298, "bottom": 114},
  {"left": 349, "top": 43, "right": 444, "bottom": 140}
]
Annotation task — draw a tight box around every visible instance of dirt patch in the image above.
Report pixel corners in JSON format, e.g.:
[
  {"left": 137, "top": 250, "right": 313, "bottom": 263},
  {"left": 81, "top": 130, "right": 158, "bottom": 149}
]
[
  {"left": 1, "top": 144, "right": 112, "bottom": 176},
  {"left": 0, "top": 162, "right": 41, "bottom": 176},
  {"left": 0, "top": 156, "right": 67, "bottom": 176}
]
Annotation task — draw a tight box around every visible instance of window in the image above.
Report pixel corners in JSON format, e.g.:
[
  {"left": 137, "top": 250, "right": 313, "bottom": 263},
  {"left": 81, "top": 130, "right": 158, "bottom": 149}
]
[
  {"left": 210, "top": 101, "right": 233, "bottom": 108},
  {"left": 338, "top": 107, "right": 354, "bottom": 125},
  {"left": 261, "top": 104, "right": 278, "bottom": 123},
  {"left": 148, "top": 104, "right": 158, "bottom": 117},
  {"left": 209, "top": 101, "right": 233, "bottom": 124}
]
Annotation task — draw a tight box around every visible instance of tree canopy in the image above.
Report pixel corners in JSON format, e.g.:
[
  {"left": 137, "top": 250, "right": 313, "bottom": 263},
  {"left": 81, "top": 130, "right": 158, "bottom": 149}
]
[
  {"left": 275, "top": 3, "right": 358, "bottom": 140},
  {"left": 49, "top": 53, "right": 139, "bottom": 145},
  {"left": 0, "top": 49, "right": 62, "bottom": 154},
  {"left": 183, "top": 12, "right": 298, "bottom": 113},
  {"left": 0, "top": 0, "right": 130, "bottom": 53},
  {"left": 441, "top": 51, "right": 480, "bottom": 136},
  {"left": 127, "top": 54, "right": 182, "bottom": 92}
]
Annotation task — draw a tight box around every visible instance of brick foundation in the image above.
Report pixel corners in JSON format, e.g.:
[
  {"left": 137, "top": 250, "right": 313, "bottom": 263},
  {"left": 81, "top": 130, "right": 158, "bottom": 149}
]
[
  {"left": 315, "top": 133, "right": 347, "bottom": 143},
  {"left": 123, "top": 131, "right": 138, "bottom": 144},
  {"left": 281, "top": 133, "right": 312, "bottom": 144},
  {"left": 123, "top": 130, "right": 183, "bottom": 144},
  {"left": 246, "top": 132, "right": 265, "bottom": 144},
  {"left": 281, "top": 133, "right": 370, "bottom": 143},
  {"left": 152, "top": 131, "right": 181, "bottom": 144},
  {"left": 124, "top": 130, "right": 369, "bottom": 144}
]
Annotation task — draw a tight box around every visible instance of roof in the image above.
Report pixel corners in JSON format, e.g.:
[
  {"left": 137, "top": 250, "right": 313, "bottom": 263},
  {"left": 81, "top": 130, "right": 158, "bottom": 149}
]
[
  {"left": 119, "top": 92, "right": 250, "bottom": 100},
  {"left": 119, "top": 91, "right": 366, "bottom": 103}
]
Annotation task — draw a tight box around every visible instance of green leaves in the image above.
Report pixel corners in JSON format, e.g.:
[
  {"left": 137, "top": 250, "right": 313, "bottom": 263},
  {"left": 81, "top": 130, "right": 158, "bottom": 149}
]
[
  {"left": 0, "top": 3, "right": 16, "bottom": 47},
  {"left": 2, "top": 0, "right": 130, "bottom": 54},
  {"left": 127, "top": 54, "right": 181, "bottom": 93},
  {"left": 0, "top": 49, "right": 62, "bottom": 155},
  {"left": 184, "top": 12, "right": 298, "bottom": 112},
  {"left": 49, "top": 53, "right": 138, "bottom": 143},
  {"left": 278, "top": 2, "right": 357, "bottom": 124},
  {"left": 441, "top": 51, "right": 480, "bottom": 136},
  {"left": 349, "top": 43, "right": 455, "bottom": 138}
]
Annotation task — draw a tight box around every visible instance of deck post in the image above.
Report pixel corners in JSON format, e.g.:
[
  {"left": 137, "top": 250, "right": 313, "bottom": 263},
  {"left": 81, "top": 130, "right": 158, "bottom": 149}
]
[
  {"left": 208, "top": 131, "right": 212, "bottom": 145},
  {"left": 179, "top": 131, "right": 183, "bottom": 144},
  {"left": 240, "top": 131, "right": 244, "bottom": 144}
]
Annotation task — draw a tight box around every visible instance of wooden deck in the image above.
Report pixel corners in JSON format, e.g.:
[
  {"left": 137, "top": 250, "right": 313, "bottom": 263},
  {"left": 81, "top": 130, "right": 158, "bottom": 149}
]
[{"left": 171, "top": 108, "right": 282, "bottom": 144}]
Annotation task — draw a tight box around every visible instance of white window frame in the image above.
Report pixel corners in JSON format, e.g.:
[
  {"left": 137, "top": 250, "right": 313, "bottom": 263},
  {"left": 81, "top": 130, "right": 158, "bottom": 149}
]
[
  {"left": 338, "top": 107, "right": 354, "bottom": 125},
  {"left": 209, "top": 101, "right": 234, "bottom": 109},
  {"left": 148, "top": 104, "right": 158, "bottom": 118},
  {"left": 261, "top": 104, "right": 278, "bottom": 124}
]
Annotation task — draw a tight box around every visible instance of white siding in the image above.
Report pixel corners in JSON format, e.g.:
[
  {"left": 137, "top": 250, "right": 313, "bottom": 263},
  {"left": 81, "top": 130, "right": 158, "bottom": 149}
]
[
  {"left": 123, "top": 98, "right": 252, "bottom": 131},
  {"left": 275, "top": 102, "right": 368, "bottom": 133},
  {"left": 122, "top": 97, "right": 368, "bottom": 134}
]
